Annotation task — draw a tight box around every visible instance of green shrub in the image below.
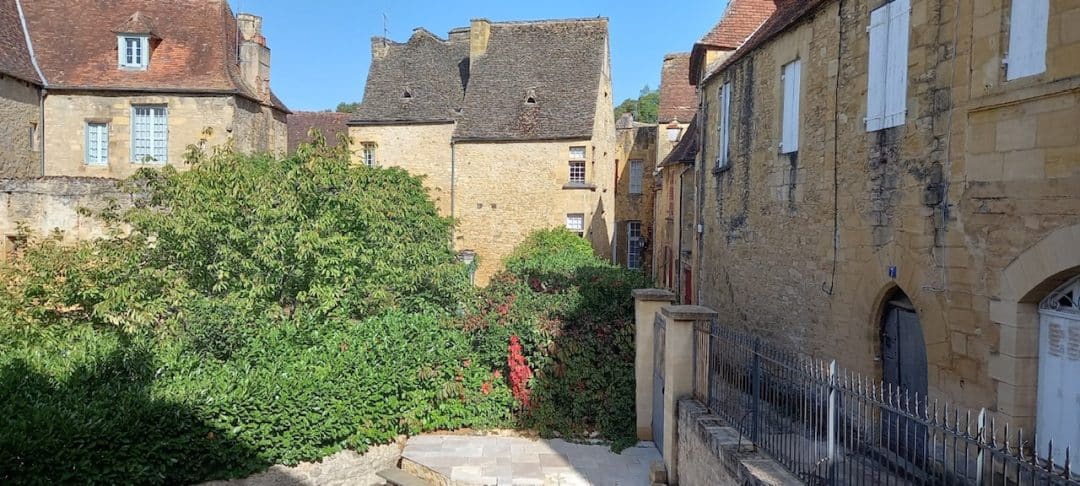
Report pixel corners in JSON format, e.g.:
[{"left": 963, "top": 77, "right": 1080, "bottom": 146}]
[{"left": 503, "top": 228, "right": 598, "bottom": 281}]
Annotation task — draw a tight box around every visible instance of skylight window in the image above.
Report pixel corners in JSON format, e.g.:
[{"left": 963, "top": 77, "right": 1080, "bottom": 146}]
[{"left": 118, "top": 35, "right": 149, "bottom": 69}]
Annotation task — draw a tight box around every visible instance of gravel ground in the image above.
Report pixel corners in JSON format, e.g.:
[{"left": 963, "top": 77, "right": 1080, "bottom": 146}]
[{"left": 199, "top": 437, "right": 405, "bottom": 486}]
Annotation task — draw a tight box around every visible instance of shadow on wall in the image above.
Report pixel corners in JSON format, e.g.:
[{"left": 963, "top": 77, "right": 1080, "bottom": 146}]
[
  {"left": 0, "top": 340, "right": 306, "bottom": 485},
  {"left": 589, "top": 196, "right": 611, "bottom": 259}
]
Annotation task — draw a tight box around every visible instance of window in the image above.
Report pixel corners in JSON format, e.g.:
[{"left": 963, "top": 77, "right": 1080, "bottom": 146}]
[
  {"left": 361, "top": 142, "right": 377, "bottom": 167},
  {"left": 866, "top": 0, "right": 910, "bottom": 131},
  {"left": 85, "top": 122, "right": 109, "bottom": 166},
  {"left": 780, "top": 60, "right": 801, "bottom": 153},
  {"left": 718, "top": 82, "right": 732, "bottom": 168},
  {"left": 118, "top": 35, "right": 149, "bottom": 69},
  {"left": 565, "top": 213, "right": 585, "bottom": 237},
  {"left": 629, "top": 160, "right": 643, "bottom": 194},
  {"left": 131, "top": 105, "right": 167, "bottom": 163},
  {"left": 627, "top": 221, "right": 642, "bottom": 269},
  {"left": 1006, "top": 0, "right": 1048, "bottom": 80},
  {"left": 28, "top": 122, "right": 38, "bottom": 152},
  {"left": 569, "top": 146, "right": 587, "bottom": 184},
  {"left": 569, "top": 146, "right": 586, "bottom": 160}
]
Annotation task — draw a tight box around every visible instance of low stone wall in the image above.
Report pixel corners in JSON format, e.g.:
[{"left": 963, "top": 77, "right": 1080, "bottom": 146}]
[
  {"left": 677, "top": 399, "right": 800, "bottom": 486},
  {"left": 0, "top": 177, "right": 132, "bottom": 241}
]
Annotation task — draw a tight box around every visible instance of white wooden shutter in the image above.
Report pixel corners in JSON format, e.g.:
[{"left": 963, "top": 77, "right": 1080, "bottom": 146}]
[
  {"left": 866, "top": 4, "right": 889, "bottom": 132},
  {"left": 719, "top": 82, "right": 732, "bottom": 167},
  {"left": 1006, "top": 0, "right": 1048, "bottom": 80},
  {"left": 781, "top": 60, "right": 801, "bottom": 153},
  {"left": 884, "top": 0, "right": 910, "bottom": 128}
]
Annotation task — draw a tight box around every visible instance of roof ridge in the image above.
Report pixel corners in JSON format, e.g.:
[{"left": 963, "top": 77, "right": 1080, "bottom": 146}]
[{"left": 14, "top": 0, "right": 45, "bottom": 85}]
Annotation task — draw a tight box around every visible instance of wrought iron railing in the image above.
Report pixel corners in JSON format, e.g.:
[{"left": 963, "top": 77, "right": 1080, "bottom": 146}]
[{"left": 693, "top": 320, "right": 1079, "bottom": 485}]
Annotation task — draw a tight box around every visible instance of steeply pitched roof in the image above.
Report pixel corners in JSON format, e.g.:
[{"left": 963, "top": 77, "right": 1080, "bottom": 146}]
[
  {"left": 351, "top": 29, "right": 470, "bottom": 124},
  {"left": 659, "top": 116, "right": 698, "bottom": 167},
  {"left": 287, "top": 112, "right": 352, "bottom": 153},
  {"left": 352, "top": 18, "right": 609, "bottom": 142},
  {"left": 690, "top": 0, "right": 776, "bottom": 83},
  {"left": 706, "top": 0, "right": 830, "bottom": 85},
  {"left": 658, "top": 53, "right": 695, "bottom": 124},
  {"left": 453, "top": 18, "right": 608, "bottom": 141},
  {"left": 0, "top": 0, "right": 40, "bottom": 84},
  {"left": 16, "top": 0, "right": 286, "bottom": 111}
]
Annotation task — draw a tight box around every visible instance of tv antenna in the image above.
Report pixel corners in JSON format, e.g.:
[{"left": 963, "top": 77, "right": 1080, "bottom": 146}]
[{"left": 382, "top": 12, "right": 389, "bottom": 45}]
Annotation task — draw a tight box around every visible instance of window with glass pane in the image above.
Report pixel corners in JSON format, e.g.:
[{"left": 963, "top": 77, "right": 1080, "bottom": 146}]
[
  {"left": 119, "top": 36, "right": 148, "bottom": 68},
  {"left": 132, "top": 106, "right": 167, "bottom": 162},
  {"left": 629, "top": 160, "right": 643, "bottom": 194},
  {"left": 569, "top": 146, "right": 586, "bottom": 160},
  {"left": 627, "top": 221, "right": 642, "bottom": 269},
  {"left": 566, "top": 213, "right": 585, "bottom": 237},
  {"left": 85, "top": 122, "right": 109, "bottom": 166},
  {"left": 361, "top": 142, "right": 377, "bottom": 167},
  {"left": 569, "top": 161, "right": 586, "bottom": 183}
]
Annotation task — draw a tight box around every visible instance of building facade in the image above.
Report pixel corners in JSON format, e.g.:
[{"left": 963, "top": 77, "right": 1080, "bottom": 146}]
[
  {"left": 694, "top": 0, "right": 1080, "bottom": 453},
  {"left": 614, "top": 114, "right": 657, "bottom": 273},
  {"left": 348, "top": 19, "right": 616, "bottom": 284},
  {"left": 0, "top": 0, "right": 43, "bottom": 178},
  {"left": 2, "top": 0, "right": 287, "bottom": 179}
]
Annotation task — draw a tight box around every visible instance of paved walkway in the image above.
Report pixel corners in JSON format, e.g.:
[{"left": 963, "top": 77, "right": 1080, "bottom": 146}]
[{"left": 402, "top": 435, "right": 660, "bottom": 485}]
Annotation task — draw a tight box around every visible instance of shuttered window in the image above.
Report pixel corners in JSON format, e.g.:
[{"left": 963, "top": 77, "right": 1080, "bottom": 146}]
[
  {"left": 718, "top": 82, "right": 732, "bottom": 168},
  {"left": 1006, "top": 0, "right": 1048, "bottom": 80},
  {"left": 132, "top": 105, "right": 168, "bottom": 163},
  {"left": 629, "top": 159, "right": 643, "bottom": 194},
  {"left": 85, "top": 122, "right": 109, "bottom": 166},
  {"left": 866, "top": 0, "right": 910, "bottom": 131},
  {"left": 780, "top": 60, "right": 801, "bottom": 154}
]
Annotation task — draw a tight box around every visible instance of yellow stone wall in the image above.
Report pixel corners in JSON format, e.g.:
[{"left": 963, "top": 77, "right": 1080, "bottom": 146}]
[
  {"left": 692, "top": 0, "right": 1080, "bottom": 426},
  {"left": 614, "top": 125, "right": 657, "bottom": 272},
  {"left": 42, "top": 93, "right": 285, "bottom": 178},
  {"left": 347, "top": 123, "right": 456, "bottom": 215},
  {"left": 0, "top": 75, "right": 41, "bottom": 177}
]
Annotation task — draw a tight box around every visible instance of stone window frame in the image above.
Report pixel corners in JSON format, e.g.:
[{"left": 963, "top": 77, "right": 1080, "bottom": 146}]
[
  {"left": 627, "top": 220, "right": 643, "bottom": 269},
  {"left": 118, "top": 35, "right": 150, "bottom": 70},
  {"left": 628, "top": 159, "right": 644, "bottom": 194},
  {"left": 565, "top": 213, "right": 585, "bottom": 237},
  {"left": 85, "top": 120, "right": 110, "bottom": 166},
  {"left": 361, "top": 142, "right": 378, "bottom": 167},
  {"left": 131, "top": 104, "right": 168, "bottom": 164}
]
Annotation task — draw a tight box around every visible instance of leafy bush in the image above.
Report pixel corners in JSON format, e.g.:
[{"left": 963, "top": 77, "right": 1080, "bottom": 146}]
[{"left": 504, "top": 228, "right": 598, "bottom": 282}]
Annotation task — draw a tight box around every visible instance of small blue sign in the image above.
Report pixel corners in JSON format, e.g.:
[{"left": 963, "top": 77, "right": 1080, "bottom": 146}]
[{"left": 888, "top": 266, "right": 897, "bottom": 279}]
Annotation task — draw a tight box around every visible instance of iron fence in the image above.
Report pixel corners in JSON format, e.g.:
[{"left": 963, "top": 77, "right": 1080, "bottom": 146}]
[{"left": 693, "top": 320, "right": 1079, "bottom": 485}]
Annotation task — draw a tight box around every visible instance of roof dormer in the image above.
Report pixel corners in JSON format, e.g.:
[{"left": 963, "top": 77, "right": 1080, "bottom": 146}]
[{"left": 114, "top": 11, "right": 158, "bottom": 70}]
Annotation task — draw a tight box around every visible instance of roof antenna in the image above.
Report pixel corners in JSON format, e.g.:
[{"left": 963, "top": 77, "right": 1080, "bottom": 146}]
[{"left": 382, "top": 12, "right": 389, "bottom": 47}]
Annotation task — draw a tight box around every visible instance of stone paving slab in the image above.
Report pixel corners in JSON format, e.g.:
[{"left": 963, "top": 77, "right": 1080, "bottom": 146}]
[{"left": 402, "top": 435, "right": 660, "bottom": 486}]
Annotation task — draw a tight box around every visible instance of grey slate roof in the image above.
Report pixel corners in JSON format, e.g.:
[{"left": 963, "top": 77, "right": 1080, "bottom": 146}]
[
  {"left": 351, "top": 18, "right": 609, "bottom": 142},
  {"left": 351, "top": 29, "right": 469, "bottom": 124}
]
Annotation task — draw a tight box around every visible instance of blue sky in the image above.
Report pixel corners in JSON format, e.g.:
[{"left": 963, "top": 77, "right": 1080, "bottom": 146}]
[{"left": 228, "top": 1, "right": 727, "bottom": 112}]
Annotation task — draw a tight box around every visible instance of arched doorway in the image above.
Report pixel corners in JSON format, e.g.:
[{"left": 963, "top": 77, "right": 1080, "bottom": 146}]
[
  {"left": 1036, "top": 275, "right": 1080, "bottom": 466},
  {"left": 880, "top": 289, "right": 928, "bottom": 459}
]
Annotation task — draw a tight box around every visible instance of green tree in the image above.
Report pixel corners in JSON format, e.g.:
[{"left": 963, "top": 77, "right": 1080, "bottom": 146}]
[
  {"left": 335, "top": 101, "right": 360, "bottom": 113},
  {"left": 612, "top": 85, "right": 659, "bottom": 123}
]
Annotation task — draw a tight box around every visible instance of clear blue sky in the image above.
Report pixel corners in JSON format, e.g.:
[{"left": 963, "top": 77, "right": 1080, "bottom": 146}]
[{"left": 228, "top": 1, "right": 727, "bottom": 112}]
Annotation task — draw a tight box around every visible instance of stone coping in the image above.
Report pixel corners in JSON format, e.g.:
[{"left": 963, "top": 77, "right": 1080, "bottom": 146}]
[
  {"left": 660, "top": 305, "right": 718, "bottom": 320},
  {"left": 679, "top": 399, "right": 801, "bottom": 486},
  {"left": 631, "top": 288, "right": 676, "bottom": 302}
]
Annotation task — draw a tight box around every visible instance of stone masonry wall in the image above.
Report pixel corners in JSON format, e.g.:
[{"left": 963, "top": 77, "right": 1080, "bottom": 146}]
[
  {"left": 615, "top": 124, "right": 657, "bottom": 272},
  {"left": 347, "top": 123, "right": 456, "bottom": 217},
  {"left": 0, "top": 177, "right": 131, "bottom": 242},
  {"left": 693, "top": 0, "right": 1080, "bottom": 423},
  {"left": 232, "top": 96, "right": 288, "bottom": 155},
  {"left": 0, "top": 75, "right": 41, "bottom": 177}
]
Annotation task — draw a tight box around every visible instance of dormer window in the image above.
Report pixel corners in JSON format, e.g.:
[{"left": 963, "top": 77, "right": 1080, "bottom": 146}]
[{"left": 118, "top": 35, "right": 149, "bottom": 69}]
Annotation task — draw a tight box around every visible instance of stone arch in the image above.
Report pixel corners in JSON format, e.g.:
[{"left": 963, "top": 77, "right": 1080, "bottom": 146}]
[{"left": 989, "top": 223, "right": 1080, "bottom": 429}]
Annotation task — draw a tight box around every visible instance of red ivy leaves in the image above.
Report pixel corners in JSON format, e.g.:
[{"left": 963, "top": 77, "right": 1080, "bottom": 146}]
[{"left": 507, "top": 335, "right": 533, "bottom": 408}]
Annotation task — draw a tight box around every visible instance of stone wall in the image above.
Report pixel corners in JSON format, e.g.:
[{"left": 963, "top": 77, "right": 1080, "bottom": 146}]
[
  {"left": 693, "top": 0, "right": 1080, "bottom": 426},
  {"left": 614, "top": 124, "right": 657, "bottom": 272},
  {"left": 0, "top": 75, "right": 41, "bottom": 177},
  {"left": 42, "top": 93, "right": 285, "bottom": 178},
  {"left": 0, "top": 177, "right": 131, "bottom": 242},
  {"left": 347, "top": 123, "right": 455, "bottom": 216},
  {"left": 677, "top": 399, "right": 799, "bottom": 486}
]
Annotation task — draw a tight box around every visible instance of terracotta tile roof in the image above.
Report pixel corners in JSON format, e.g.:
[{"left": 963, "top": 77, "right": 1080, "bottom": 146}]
[
  {"left": 16, "top": 0, "right": 286, "bottom": 111},
  {"left": 690, "top": 0, "right": 776, "bottom": 84},
  {"left": 287, "top": 111, "right": 351, "bottom": 153},
  {"left": 0, "top": 0, "right": 40, "bottom": 83},
  {"left": 706, "top": 0, "right": 830, "bottom": 84},
  {"left": 658, "top": 53, "right": 695, "bottom": 124}
]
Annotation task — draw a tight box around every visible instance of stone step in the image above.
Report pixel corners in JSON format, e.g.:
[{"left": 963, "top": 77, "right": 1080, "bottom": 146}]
[{"left": 377, "top": 467, "right": 435, "bottom": 486}]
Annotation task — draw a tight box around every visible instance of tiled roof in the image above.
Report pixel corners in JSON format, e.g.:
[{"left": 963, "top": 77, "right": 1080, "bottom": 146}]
[
  {"left": 659, "top": 116, "right": 698, "bottom": 167},
  {"left": 690, "top": 0, "right": 776, "bottom": 84},
  {"left": 707, "top": 0, "right": 830, "bottom": 84},
  {"left": 287, "top": 111, "right": 351, "bottom": 153},
  {"left": 0, "top": 0, "right": 40, "bottom": 83},
  {"left": 658, "top": 53, "right": 695, "bottom": 124},
  {"left": 16, "top": 0, "right": 285, "bottom": 111},
  {"left": 453, "top": 18, "right": 607, "bottom": 141},
  {"left": 352, "top": 18, "right": 609, "bottom": 142},
  {"left": 351, "top": 29, "right": 470, "bottom": 124}
]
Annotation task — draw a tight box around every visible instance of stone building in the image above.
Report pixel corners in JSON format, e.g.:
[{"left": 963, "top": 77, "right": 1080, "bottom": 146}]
[
  {"left": 348, "top": 18, "right": 616, "bottom": 284},
  {"left": 693, "top": 0, "right": 1080, "bottom": 452},
  {"left": 0, "top": 0, "right": 43, "bottom": 178},
  {"left": 3, "top": 0, "right": 288, "bottom": 179},
  {"left": 287, "top": 111, "right": 351, "bottom": 153},
  {"left": 614, "top": 114, "right": 656, "bottom": 273}
]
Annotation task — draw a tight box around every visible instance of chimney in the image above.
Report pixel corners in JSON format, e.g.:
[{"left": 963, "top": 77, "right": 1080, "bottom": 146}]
[
  {"left": 468, "top": 18, "right": 490, "bottom": 72},
  {"left": 237, "top": 13, "right": 271, "bottom": 102},
  {"left": 371, "top": 36, "right": 391, "bottom": 60}
]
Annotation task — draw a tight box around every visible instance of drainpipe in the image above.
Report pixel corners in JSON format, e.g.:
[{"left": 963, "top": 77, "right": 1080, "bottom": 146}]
[
  {"left": 38, "top": 90, "right": 45, "bottom": 175},
  {"left": 674, "top": 163, "right": 691, "bottom": 300},
  {"left": 450, "top": 140, "right": 456, "bottom": 243}
]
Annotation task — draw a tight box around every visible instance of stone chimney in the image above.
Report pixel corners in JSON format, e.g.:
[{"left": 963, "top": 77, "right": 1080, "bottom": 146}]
[
  {"left": 371, "top": 36, "right": 391, "bottom": 60},
  {"left": 468, "top": 19, "right": 491, "bottom": 72},
  {"left": 237, "top": 13, "right": 271, "bottom": 102}
]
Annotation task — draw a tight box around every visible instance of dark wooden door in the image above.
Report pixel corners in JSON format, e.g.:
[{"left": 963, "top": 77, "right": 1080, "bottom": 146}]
[{"left": 881, "top": 303, "right": 928, "bottom": 463}]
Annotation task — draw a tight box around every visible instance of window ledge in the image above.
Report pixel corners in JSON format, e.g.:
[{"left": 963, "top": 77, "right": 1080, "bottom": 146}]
[
  {"left": 713, "top": 164, "right": 732, "bottom": 175},
  {"left": 562, "top": 182, "right": 596, "bottom": 190}
]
